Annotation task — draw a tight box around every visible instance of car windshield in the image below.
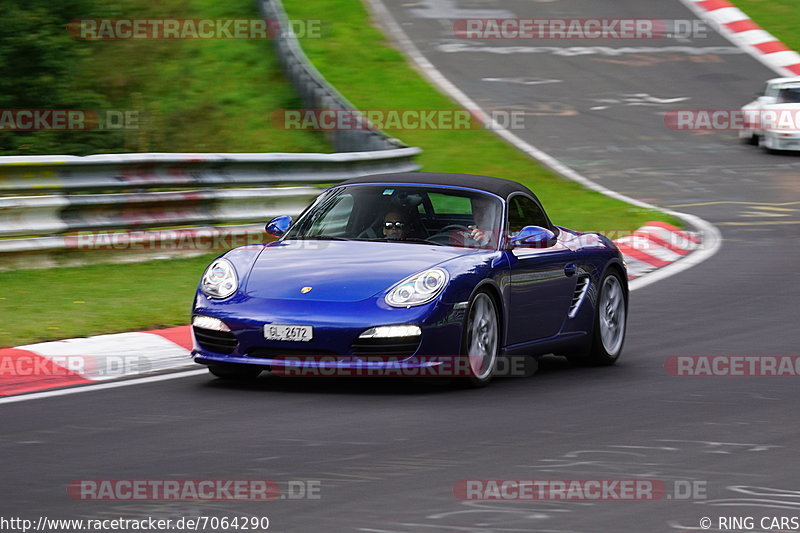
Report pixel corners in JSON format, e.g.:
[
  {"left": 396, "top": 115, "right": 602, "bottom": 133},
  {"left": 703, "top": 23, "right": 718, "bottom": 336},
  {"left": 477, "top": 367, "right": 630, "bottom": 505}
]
[
  {"left": 284, "top": 184, "right": 504, "bottom": 249},
  {"left": 776, "top": 87, "right": 800, "bottom": 103}
]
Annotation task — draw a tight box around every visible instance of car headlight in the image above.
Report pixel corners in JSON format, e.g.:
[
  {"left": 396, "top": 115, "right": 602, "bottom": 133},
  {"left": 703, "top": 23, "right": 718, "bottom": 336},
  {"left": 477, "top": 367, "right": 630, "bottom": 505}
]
[
  {"left": 386, "top": 268, "right": 449, "bottom": 307},
  {"left": 201, "top": 259, "right": 238, "bottom": 299}
]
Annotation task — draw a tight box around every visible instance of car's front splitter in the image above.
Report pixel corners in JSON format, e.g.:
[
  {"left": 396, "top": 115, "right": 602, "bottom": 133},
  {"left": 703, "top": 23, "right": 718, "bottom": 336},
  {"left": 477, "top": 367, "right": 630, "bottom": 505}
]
[{"left": 193, "top": 352, "right": 489, "bottom": 378}]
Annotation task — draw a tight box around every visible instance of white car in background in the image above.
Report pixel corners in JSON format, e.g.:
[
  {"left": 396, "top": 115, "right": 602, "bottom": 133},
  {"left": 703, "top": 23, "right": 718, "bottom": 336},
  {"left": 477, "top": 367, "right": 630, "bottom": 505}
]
[{"left": 740, "top": 77, "right": 800, "bottom": 152}]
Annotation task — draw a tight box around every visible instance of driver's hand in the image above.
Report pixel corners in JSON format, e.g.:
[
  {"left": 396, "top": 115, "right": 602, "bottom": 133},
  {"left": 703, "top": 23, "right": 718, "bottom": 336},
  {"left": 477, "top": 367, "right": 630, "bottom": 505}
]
[{"left": 468, "top": 225, "right": 489, "bottom": 246}]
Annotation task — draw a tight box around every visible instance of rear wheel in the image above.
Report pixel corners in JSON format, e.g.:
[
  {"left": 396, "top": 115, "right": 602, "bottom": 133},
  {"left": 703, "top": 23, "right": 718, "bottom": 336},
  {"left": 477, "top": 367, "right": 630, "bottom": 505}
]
[
  {"left": 460, "top": 291, "right": 499, "bottom": 387},
  {"left": 208, "top": 364, "right": 262, "bottom": 380}
]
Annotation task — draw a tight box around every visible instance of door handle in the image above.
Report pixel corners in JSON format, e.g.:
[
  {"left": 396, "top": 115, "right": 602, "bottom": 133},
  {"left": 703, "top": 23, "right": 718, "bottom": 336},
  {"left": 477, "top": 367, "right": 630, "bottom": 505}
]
[{"left": 564, "top": 263, "right": 576, "bottom": 277}]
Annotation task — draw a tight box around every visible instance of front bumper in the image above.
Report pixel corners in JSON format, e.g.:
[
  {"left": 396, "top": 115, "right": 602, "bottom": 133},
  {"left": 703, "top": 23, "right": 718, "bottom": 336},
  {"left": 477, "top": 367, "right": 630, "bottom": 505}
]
[
  {"left": 191, "top": 292, "right": 466, "bottom": 372},
  {"left": 762, "top": 130, "right": 800, "bottom": 151}
]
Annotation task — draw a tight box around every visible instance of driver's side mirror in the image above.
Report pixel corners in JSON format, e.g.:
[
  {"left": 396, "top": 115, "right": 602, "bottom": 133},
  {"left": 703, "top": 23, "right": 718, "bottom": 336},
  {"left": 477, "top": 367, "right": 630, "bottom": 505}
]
[
  {"left": 265, "top": 215, "right": 292, "bottom": 237},
  {"left": 757, "top": 95, "right": 776, "bottom": 105},
  {"left": 509, "top": 225, "right": 557, "bottom": 249}
]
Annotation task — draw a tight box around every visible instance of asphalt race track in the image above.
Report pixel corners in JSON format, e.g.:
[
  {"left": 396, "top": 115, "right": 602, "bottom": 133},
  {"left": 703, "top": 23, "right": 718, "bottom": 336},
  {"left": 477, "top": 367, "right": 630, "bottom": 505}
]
[{"left": 2, "top": 1, "right": 800, "bottom": 531}]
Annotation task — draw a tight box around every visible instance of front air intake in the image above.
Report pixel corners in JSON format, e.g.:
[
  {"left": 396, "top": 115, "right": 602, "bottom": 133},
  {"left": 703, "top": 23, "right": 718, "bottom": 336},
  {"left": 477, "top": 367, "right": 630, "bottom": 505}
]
[
  {"left": 193, "top": 326, "right": 238, "bottom": 354},
  {"left": 351, "top": 335, "right": 422, "bottom": 357}
]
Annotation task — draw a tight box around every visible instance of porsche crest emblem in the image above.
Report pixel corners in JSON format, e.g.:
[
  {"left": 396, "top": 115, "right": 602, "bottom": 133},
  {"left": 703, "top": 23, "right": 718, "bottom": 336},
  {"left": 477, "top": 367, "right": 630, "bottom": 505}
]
[{"left": 301, "top": 286, "right": 313, "bottom": 294}]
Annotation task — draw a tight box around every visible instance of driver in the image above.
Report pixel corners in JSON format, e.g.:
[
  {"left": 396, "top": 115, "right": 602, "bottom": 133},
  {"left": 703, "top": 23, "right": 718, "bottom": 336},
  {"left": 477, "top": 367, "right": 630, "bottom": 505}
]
[{"left": 383, "top": 210, "right": 408, "bottom": 240}]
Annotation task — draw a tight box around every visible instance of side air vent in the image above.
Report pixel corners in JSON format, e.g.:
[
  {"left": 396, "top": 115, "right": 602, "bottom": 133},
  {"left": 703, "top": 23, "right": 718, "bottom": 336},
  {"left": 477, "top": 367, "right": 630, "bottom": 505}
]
[{"left": 568, "top": 276, "right": 590, "bottom": 318}]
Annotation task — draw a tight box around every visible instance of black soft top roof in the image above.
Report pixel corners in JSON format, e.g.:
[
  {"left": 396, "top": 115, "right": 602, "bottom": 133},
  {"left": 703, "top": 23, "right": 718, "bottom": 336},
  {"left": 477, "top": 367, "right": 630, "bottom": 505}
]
[{"left": 337, "top": 172, "right": 540, "bottom": 201}]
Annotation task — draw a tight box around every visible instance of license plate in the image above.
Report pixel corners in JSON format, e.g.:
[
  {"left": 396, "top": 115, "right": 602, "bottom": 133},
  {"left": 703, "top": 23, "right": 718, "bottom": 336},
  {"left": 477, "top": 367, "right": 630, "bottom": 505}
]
[{"left": 264, "top": 324, "right": 313, "bottom": 342}]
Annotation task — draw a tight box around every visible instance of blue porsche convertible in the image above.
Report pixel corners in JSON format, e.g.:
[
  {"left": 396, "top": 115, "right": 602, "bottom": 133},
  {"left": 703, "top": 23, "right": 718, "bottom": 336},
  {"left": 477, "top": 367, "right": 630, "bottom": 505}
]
[{"left": 191, "top": 173, "right": 628, "bottom": 386}]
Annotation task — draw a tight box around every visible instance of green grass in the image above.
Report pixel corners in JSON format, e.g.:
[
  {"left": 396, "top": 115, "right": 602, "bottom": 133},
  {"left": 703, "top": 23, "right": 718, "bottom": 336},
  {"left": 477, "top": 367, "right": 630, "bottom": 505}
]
[
  {"left": 0, "top": 253, "right": 220, "bottom": 347},
  {"left": 77, "top": 0, "right": 329, "bottom": 153},
  {"left": 730, "top": 0, "right": 800, "bottom": 53},
  {"left": 282, "top": 0, "right": 677, "bottom": 233}
]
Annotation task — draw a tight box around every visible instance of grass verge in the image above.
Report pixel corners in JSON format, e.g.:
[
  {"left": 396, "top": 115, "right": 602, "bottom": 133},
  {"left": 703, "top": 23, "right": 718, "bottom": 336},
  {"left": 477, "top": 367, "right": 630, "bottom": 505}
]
[
  {"left": 84, "top": 0, "right": 330, "bottom": 153},
  {"left": 0, "top": 253, "right": 219, "bottom": 347},
  {"left": 729, "top": 0, "right": 800, "bottom": 54},
  {"left": 3, "top": 0, "right": 329, "bottom": 155}
]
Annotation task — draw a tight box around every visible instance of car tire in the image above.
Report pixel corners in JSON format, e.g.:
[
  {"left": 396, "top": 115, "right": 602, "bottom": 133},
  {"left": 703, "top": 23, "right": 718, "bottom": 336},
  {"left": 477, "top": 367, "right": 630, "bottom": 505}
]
[
  {"left": 208, "top": 364, "right": 262, "bottom": 380},
  {"left": 459, "top": 291, "right": 500, "bottom": 387},
  {"left": 568, "top": 270, "right": 627, "bottom": 366},
  {"left": 758, "top": 135, "right": 777, "bottom": 154}
]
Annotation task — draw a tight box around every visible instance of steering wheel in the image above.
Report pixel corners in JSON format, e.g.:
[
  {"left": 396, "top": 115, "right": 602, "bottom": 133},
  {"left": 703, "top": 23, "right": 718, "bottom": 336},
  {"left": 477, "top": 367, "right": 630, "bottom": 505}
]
[
  {"left": 427, "top": 224, "right": 473, "bottom": 244},
  {"left": 439, "top": 224, "right": 471, "bottom": 232}
]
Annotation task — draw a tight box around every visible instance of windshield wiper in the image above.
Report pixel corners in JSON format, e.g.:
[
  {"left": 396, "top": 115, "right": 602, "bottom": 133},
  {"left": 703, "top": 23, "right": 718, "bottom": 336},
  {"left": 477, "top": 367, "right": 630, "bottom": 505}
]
[{"left": 364, "top": 237, "right": 444, "bottom": 246}]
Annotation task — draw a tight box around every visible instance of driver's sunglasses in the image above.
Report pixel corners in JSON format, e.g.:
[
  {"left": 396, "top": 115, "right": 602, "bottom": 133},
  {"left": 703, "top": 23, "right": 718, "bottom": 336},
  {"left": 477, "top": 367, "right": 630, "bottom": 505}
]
[{"left": 384, "top": 221, "right": 405, "bottom": 230}]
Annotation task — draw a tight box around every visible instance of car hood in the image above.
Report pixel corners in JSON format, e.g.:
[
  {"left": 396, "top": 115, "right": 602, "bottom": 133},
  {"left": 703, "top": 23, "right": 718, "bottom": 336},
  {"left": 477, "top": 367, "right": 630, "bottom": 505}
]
[{"left": 244, "top": 240, "right": 478, "bottom": 302}]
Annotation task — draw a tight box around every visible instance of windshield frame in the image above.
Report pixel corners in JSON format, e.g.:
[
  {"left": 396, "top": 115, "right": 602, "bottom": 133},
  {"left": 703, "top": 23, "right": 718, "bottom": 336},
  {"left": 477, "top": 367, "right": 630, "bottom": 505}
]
[{"left": 282, "top": 182, "right": 507, "bottom": 250}]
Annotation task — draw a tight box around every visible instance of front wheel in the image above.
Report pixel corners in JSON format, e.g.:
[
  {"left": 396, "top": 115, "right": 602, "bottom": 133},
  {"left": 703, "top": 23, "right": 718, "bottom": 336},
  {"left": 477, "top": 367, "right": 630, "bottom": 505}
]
[
  {"left": 759, "top": 134, "right": 777, "bottom": 154},
  {"left": 460, "top": 291, "right": 499, "bottom": 387},
  {"left": 568, "top": 270, "right": 627, "bottom": 366},
  {"left": 741, "top": 132, "right": 759, "bottom": 145},
  {"left": 591, "top": 271, "right": 627, "bottom": 365},
  {"left": 208, "top": 364, "right": 263, "bottom": 380}
]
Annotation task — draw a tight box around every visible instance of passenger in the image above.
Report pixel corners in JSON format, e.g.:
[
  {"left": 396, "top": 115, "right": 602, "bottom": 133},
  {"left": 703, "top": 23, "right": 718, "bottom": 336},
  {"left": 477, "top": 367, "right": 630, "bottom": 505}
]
[{"left": 466, "top": 196, "right": 498, "bottom": 248}]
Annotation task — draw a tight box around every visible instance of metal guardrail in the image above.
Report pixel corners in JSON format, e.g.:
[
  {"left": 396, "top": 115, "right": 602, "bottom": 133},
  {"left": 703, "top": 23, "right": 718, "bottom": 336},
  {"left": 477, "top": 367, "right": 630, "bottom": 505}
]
[
  {"left": 0, "top": 150, "right": 420, "bottom": 260},
  {"left": 0, "top": 187, "right": 322, "bottom": 238},
  {"left": 260, "top": 0, "right": 409, "bottom": 152},
  {"left": 0, "top": 150, "right": 420, "bottom": 195}
]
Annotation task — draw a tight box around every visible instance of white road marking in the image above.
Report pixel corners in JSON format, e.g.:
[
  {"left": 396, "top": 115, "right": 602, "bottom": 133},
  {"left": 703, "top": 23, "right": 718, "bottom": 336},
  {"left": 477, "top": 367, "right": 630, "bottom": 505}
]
[
  {"left": 481, "top": 77, "right": 562, "bottom": 86},
  {"left": 590, "top": 93, "right": 691, "bottom": 111},
  {"left": 0, "top": 369, "right": 207, "bottom": 405}
]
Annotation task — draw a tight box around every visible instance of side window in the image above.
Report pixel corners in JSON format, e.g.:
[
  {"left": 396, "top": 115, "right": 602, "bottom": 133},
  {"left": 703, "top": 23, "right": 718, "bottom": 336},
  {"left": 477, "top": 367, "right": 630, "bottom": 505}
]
[{"left": 507, "top": 195, "right": 549, "bottom": 234}]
